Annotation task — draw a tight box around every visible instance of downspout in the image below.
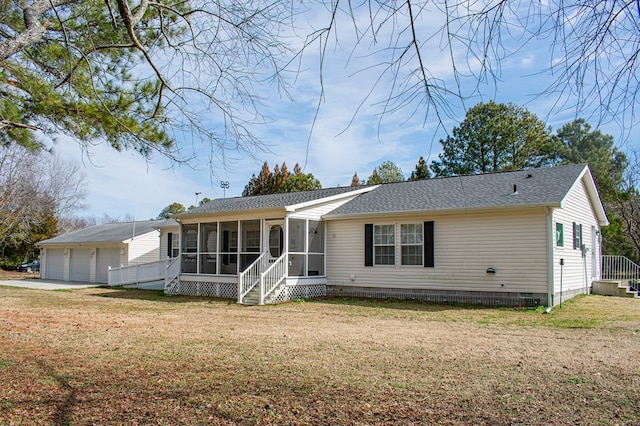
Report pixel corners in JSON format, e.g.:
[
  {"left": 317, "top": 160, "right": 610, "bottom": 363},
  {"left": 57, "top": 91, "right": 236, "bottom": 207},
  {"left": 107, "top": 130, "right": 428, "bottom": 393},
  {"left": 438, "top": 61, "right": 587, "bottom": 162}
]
[{"left": 546, "top": 207, "right": 555, "bottom": 307}]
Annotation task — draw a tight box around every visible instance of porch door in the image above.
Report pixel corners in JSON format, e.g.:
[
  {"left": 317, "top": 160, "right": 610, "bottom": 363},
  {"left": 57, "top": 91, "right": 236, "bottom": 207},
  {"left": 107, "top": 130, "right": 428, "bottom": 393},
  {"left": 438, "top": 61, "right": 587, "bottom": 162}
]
[{"left": 264, "top": 220, "right": 284, "bottom": 262}]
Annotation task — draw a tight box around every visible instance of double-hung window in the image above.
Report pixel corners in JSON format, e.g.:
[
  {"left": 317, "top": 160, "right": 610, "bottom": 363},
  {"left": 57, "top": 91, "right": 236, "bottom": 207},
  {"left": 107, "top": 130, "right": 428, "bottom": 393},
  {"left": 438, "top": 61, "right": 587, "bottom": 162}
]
[
  {"left": 374, "top": 224, "right": 396, "bottom": 265},
  {"left": 401, "top": 223, "right": 423, "bottom": 265},
  {"left": 366, "top": 221, "right": 434, "bottom": 267}
]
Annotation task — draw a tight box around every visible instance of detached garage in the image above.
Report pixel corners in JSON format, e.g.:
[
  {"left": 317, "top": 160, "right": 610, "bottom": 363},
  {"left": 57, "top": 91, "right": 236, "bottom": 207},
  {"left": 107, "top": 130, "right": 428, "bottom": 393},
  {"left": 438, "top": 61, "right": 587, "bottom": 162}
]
[{"left": 37, "top": 220, "right": 165, "bottom": 284}]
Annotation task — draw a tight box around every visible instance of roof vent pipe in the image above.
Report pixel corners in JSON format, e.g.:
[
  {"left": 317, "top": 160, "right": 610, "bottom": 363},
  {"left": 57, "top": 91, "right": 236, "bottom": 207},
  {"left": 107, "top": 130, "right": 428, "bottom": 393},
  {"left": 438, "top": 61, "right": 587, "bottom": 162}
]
[{"left": 512, "top": 184, "right": 518, "bottom": 195}]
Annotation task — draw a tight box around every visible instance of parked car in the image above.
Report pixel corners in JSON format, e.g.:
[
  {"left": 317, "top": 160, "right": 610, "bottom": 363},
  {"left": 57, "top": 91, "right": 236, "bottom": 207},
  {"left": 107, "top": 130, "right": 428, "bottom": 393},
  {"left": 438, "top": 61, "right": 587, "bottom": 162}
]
[{"left": 17, "top": 259, "right": 40, "bottom": 273}]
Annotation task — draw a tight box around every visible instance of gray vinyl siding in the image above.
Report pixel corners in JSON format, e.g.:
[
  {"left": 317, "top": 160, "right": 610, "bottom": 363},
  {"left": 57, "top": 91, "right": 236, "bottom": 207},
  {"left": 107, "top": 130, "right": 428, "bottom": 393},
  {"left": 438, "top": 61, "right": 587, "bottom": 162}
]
[
  {"left": 552, "top": 177, "right": 601, "bottom": 299},
  {"left": 326, "top": 209, "right": 549, "bottom": 295}
]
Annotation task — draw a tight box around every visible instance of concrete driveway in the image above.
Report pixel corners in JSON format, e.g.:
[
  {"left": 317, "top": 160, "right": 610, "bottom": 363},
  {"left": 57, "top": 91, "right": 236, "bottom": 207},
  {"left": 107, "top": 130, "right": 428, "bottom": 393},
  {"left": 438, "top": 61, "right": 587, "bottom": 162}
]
[{"left": 0, "top": 279, "right": 101, "bottom": 290}]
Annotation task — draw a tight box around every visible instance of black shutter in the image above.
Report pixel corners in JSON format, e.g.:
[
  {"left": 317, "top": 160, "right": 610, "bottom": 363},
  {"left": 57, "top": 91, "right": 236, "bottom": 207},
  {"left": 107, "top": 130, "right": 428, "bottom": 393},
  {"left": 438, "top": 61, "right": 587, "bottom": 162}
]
[
  {"left": 424, "top": 221, "right": 434, "bottom": 268},
  {"left": 167, "top": 233, "right": 173, "bottom": 258},
  {"left": 579, "top": 224, "right": 583, "bottom": 250},
  {"left": 364, "top": 224, "right": 373, "bottom": 266},
  {"left": 573, "top": 222, "right": 578, "bottom": 249}
]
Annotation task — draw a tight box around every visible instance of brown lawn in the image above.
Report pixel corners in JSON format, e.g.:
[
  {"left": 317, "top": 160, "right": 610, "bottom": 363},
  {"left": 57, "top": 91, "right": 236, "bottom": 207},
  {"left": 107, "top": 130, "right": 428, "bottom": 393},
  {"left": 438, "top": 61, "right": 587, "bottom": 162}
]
[
  {"left": 0, "top": 286, "right": 638, "bottom": 425},
  {"left": 0, "top": 268, "right": 39, "bottom": 281}
]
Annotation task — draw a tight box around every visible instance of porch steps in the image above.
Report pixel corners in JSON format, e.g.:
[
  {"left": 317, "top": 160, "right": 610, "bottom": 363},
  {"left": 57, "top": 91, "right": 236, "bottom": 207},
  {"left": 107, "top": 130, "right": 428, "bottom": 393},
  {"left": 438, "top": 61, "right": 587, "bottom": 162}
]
[
  {"left": 240, "top": 280, "right": 287, "bottom": 305},
  {"left": 241, "top": 285, "right": 261, "bottom": 305},
  {"left": 592, "top": 280, "right": 640, "bottom": 299}
]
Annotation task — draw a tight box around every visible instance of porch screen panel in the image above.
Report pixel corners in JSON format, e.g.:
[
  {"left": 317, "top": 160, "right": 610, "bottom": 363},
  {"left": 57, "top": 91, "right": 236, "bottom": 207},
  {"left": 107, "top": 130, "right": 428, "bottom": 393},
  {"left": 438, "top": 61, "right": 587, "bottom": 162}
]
[
  {"left": 199, "top": 223, "right": 217, "bottom": 274},
  {"left": 220, "top": 221, "right": 238, "bottom": 274},
  {"left": 307, "top": 254, "right": 324, "bottom": 276},
  {"left": 289, "top": 219, "right": 305, "bottom": 252},
  {"left": 288, "top": 254, "right": 305, "bottom": 276},
  {"left": 308, "top": 221, "right": 324, "bottom": 252},
  {"left": 240, "top": 220, "right": 260, "bottom": 271},
  {"left": 181, "top": 224, "right": 197, "bottom": 273},
  {"left": 308, "top": 221, "right": 324, "bottom": 276}
]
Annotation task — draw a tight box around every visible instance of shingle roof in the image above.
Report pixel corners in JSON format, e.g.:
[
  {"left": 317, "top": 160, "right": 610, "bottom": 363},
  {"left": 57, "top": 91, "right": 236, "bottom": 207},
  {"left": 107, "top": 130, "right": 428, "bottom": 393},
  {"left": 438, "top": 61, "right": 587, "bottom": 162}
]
[
  {"left": 154, "top": 218, "right": 179, "bottom": 228},
  {"left": 325, "top": 163, "right": 590, "bottom": 218},
  {"left": 37, "top": 220, "right": 162, "bottom": 245},
  {"left": 182, "top": 186, "right": 365, "bottom": 216}
]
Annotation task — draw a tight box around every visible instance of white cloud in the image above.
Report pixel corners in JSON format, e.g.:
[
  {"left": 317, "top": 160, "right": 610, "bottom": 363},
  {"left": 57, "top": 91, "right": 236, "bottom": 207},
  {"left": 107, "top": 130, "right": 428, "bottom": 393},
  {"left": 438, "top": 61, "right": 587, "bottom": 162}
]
[{"left": 51, "top": 137, "right": 214, "bottom": 220}]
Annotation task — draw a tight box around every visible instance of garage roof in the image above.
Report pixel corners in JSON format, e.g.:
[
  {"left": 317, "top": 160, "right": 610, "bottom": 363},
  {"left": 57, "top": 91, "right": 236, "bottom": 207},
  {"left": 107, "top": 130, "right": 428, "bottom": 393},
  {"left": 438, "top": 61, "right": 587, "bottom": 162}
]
[{"left": 37, "top": 220, "right": 163, "bottom": 245}]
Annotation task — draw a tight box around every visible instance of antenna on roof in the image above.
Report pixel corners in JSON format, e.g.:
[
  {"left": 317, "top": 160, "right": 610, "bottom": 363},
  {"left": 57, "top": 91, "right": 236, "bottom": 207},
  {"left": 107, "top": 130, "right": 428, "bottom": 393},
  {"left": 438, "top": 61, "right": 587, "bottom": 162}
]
[{"left": 132, "top": 200, "right": 137, "bottom": 240}]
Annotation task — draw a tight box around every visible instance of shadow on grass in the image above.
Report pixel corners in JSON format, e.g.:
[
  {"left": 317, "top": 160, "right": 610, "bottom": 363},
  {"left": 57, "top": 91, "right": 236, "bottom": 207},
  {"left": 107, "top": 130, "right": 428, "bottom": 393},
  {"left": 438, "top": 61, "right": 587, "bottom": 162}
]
[
  {"left": 85, "top": 287, "right": 238, "bottom": 305},
  {"left": 86, "top": 287, "right": 545, "bottom": 313},
  {"left": 36, "top": 359, "right": 77, "bottom": 426},
  {"left": 300, "top": 296, "right": 540, "bottom": 313}
]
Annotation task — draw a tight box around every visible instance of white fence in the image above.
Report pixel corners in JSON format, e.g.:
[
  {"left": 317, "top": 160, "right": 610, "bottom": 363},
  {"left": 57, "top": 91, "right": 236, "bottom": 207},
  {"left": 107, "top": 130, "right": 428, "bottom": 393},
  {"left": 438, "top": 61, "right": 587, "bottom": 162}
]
[{"left": 108, "top": 259, "right": 171, "bottom": 288}]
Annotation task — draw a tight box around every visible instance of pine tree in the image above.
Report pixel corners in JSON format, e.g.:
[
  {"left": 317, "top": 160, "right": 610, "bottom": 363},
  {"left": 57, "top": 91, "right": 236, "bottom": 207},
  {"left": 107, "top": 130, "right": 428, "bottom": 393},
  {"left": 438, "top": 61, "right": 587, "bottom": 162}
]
[
  {"left": 243, "top": 161, "right": 320, "bottom": 195},
  {"left": 351, "top": 172, "right": 361, "bottom": 186},
  {"left": 409, "top": 156, "right": 431, "bottom": 180}
]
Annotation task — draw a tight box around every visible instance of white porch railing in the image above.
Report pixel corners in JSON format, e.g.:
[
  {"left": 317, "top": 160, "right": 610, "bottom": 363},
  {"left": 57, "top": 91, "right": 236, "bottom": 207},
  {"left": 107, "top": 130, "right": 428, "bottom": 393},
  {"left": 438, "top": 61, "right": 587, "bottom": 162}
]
[
  {"left": 165, "top": 257, "right": 180, "bottom": 293},
  {"left": 601, "top": 255, "right": 640, "bottom": 282},
  {"left": 108, "top": 259, "right": 170, "bottom": 287},
  {"left": 238, "top": 252, "right": 268, "bottom": 303},
  {"left": 260, "top": 253, "right": 287, "bottom": 305}
]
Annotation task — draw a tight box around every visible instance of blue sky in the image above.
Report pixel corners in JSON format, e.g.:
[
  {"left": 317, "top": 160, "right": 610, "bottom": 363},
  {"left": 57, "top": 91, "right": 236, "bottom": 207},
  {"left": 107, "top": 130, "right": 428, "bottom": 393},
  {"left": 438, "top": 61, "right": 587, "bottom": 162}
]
[{"left": 50, "top": 4, "right": 640, "bottom": 221}]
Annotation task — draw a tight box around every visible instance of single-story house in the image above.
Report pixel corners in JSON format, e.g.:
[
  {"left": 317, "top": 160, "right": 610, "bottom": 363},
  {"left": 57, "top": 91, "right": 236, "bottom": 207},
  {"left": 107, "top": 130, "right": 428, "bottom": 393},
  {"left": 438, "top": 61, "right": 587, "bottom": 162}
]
[
  {"left": 164, "top": 163, "right": 608, "bottom": 307},
  {"left": 37, "top": 220, "right": 173, "bottom": 284}
]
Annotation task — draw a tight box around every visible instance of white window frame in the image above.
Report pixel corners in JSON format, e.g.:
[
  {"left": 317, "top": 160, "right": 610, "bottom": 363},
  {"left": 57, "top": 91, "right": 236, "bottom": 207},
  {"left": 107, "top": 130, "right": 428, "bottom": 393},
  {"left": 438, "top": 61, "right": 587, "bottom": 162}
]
[
  {"left": 171, "top": 234, "right": 180, "bottom": 258},
  {"left": 400, "top": 223, "right": 423, "bottom": 266},
  {"left": 374, "top": 224, "right": 396, "bottom": 266}
]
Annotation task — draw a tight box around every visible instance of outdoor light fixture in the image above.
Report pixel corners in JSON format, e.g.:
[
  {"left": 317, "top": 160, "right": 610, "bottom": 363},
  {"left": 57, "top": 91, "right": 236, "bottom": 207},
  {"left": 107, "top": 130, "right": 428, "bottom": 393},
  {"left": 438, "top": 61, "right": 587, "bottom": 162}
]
[{"left": 486, "top": 268, "right": 496, "bottom": 274}]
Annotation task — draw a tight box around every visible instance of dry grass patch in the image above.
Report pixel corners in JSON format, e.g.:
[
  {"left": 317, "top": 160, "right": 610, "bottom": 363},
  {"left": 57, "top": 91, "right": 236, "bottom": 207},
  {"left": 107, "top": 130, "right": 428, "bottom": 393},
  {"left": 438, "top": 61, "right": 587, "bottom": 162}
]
[{"left": 0, "top": 287, "right": 639, "bottom": 425}]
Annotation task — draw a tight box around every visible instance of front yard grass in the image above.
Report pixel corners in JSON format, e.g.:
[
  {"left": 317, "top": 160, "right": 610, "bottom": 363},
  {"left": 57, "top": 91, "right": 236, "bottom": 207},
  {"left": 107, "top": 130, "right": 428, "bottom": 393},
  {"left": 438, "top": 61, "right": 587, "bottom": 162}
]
[{"left": 0, "top": 287, "right": 638, "bottom": 425}]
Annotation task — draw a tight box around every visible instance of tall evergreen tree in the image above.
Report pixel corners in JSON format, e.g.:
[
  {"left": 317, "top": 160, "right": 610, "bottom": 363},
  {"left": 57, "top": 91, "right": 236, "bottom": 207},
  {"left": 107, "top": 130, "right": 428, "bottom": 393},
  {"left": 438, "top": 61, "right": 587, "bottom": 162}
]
[
  {"left": 243, "top": 161, "right": 320, "bottom": 196},
  {"left": 431, "top": 101, "right": 556, "bottom": 176},
  {"left": 157, "top": 202, "right": 186, "bottom": 219},
  {"left": 409, "top": 156, "right": 431, "bottom": 180},
  {"left": 351, "top": 172, "right": 361, "bottom": 186},
  {"left": 366, "top": 161, "right": 404, "bottom": 184},
  {"left": 554, "top": 119, "right": 628, "bottom": 202}
]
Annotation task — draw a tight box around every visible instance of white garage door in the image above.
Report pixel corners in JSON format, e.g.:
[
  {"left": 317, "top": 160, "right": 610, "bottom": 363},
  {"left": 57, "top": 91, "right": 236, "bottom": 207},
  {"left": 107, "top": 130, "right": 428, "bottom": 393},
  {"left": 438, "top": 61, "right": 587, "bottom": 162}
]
[
  {"left": 96, "top": 248, "right": 121, "bottom": 284},
  {"left": 44, "top": 249, "right": 65, "bottom": 281},
  {"left": 69, "top": 249, "right": 91, "bottom": 282}
]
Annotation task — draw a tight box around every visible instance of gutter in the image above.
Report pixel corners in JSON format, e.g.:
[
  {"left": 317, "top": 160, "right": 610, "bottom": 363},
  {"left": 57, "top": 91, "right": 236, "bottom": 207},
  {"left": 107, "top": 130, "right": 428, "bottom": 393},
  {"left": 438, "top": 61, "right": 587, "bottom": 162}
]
[
  {"left": 323, "top": 202, "right": 560, "bottom": 221},
  {"left": 546, "top": 206, "right": 555, "bottom": 307}
]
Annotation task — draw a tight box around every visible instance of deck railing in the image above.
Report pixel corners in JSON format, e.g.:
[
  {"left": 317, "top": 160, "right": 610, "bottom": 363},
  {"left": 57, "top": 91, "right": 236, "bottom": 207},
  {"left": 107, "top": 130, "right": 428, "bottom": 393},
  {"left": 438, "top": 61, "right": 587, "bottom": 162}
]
[
  {"left": 260, "top": 253, "right": 287, "bottom": 305},
  {"left": 238, "top": 252, "right": 268, "bottom": 303},
  {"left": 165, "top": 257, "right": 180, "bottom": 293},
  {"left": 601, "top": 255, "right": 640, "bottom": 283},
  {"left": 108, "top": 259, "right": 170, "bottom": 286}
]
